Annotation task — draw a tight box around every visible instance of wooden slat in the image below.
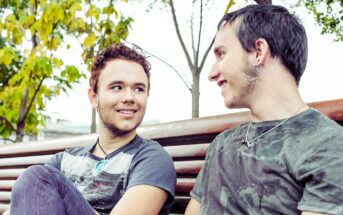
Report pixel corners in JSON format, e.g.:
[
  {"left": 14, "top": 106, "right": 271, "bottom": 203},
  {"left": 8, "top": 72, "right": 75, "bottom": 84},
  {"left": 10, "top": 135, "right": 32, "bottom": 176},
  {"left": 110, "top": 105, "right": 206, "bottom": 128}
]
[
  {"left": 0, "top": 203, "right": 9, "bottom": 213},
  {"left": 0, "top": 155, "right": 52, "bottom": 168},
  {"left": 0, "top": 192, "right": 10, "bottom": 201},
  {"left": 0, "top": 134, "right": 97, "bottom": 158},
  {"left": 0, "top": 181, "right": 14, "bottom": 190},
  {"left": 0, "top": 169, "right": 24, "bottom": 179},
  {"left": 176, "top": 178, "right": 196, "bottom": 193},
  {"left": 174, "top": 160, "right": 204, "bottom": 175},
  {"left": 164, "top": 144, "right": 209, "bottom": 158}
]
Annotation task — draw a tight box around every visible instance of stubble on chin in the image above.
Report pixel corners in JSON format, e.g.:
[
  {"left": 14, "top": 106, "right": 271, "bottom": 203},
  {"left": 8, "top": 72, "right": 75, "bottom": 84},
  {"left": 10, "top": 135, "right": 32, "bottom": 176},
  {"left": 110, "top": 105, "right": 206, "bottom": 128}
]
[{"left": 98, "top": 108, "right": 141, "bottom": 136}]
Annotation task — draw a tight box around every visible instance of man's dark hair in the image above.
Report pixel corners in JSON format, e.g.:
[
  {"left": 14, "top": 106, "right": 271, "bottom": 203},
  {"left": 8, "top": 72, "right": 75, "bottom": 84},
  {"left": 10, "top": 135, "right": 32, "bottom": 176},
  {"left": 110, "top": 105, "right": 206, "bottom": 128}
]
[
  {"left": 218, "top": 4, "right": 308, "bottom": 85},
  {"left": 90, "top": 43, "right": 151, "bottom": 93}
]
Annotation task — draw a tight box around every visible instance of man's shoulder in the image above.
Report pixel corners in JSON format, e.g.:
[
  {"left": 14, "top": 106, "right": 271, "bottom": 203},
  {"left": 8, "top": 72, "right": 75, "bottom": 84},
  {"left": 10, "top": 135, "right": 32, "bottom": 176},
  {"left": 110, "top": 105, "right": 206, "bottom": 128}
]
[
  {"left": 136, "top": 136, "right": 167, "bottom": 152},
  {"left": 64, "top": 145, "right": 92, "bottom": 156}
]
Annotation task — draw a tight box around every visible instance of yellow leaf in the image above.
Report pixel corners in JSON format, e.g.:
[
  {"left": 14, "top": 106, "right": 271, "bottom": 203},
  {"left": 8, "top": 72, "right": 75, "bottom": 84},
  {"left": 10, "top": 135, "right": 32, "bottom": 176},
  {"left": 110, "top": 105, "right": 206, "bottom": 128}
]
[
  {"left": 53, "top": 57, "right": 64, "bottom": 68},
  {"left": 83, "top": 33, "right": 96, "bottom": 48},
  {"left": 224, "top": 0, "right": 235, "bottom": 14},
  {"left": 3, "top": 48, "right": 15, "bottom": 66}
]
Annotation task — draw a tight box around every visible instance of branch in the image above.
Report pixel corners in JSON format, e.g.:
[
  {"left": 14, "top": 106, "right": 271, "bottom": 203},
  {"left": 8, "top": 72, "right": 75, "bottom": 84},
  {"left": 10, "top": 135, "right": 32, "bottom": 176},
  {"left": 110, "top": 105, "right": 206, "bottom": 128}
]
[
  {"left": 199, "top": 36, "right": 215, "bottom": 72},
  {"left": 0, "top": 116, "right": 17, "bottom": 133},
  {"left": 169, "top": 0, "right": 194, "bottom": 71},
  {"left": 20, "top": 75, "right": 46, "bottom": 124},
  {"left": 195, "top": 0, "right": 203, "bottom": 67},
  {"left": 0, "top": 138, "right": 15, "bottom": 143},
  {"left": 125, "top": 41, "right": 192, "bottom": 93},
  {"left": 190, "top": 2, "right": 196, "bottom": 59}
]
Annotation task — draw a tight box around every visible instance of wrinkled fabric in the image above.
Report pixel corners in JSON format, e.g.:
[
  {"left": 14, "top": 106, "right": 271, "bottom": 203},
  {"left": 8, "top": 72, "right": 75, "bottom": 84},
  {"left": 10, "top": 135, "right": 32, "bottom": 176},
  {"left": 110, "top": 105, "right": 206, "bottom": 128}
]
[
  {"left": 191, "top": 109, "right": 343, "bottom": 215},
  {"left": 11, "top": 165, "right": 96, "bottom": 215}
]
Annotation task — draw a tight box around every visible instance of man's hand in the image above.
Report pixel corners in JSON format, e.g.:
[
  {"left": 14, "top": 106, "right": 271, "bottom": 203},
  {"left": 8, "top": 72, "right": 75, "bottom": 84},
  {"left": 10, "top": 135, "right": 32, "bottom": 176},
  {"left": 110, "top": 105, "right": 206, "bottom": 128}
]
[{"left": 110, "top": 185, "right": 168, "bottom": 215}]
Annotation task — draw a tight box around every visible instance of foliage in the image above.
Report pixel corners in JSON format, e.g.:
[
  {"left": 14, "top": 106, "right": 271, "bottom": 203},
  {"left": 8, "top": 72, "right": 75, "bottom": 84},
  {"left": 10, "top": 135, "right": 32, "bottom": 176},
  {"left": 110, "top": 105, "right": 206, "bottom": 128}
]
[
  {"left": 0, "top": 0, "right": 132, "bottom": 142},
  {"left": 300, "top": 0, "right": 343, "bottom": 41}
]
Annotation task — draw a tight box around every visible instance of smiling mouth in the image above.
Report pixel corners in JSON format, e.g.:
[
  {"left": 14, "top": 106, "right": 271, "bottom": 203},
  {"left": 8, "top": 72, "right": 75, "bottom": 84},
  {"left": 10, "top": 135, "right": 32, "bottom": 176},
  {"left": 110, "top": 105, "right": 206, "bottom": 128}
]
[{"left": 117, "top": 110, "right": 137, "bottom": 114}]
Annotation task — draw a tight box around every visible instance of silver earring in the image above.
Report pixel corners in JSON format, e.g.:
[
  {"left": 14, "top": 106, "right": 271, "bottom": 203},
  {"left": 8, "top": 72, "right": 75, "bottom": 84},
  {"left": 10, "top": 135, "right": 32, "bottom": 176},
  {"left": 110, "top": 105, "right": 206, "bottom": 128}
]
[{"left": 253, "top": 64, "right": 262, "bottom": 73}]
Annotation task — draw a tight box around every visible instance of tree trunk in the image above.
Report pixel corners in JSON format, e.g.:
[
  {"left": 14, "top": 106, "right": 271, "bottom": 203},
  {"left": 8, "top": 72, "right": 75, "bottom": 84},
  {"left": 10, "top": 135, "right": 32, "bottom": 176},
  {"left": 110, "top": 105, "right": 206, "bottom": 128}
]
[
  {"left": 192, "top": 70, "right": 200, "bottom": 118},
  {"left": 15, "top": 89, "right": 29, "bottom": 142},
  {"left": 91, "top": 108, "right": 96, "bottom": 133}
]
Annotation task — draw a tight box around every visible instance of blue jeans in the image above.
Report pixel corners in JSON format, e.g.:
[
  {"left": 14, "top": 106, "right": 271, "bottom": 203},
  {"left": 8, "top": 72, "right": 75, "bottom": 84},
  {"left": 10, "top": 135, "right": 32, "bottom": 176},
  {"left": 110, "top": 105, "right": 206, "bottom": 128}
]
[{"left": 10, "top": 165, "right": 96, "bottom": 215}]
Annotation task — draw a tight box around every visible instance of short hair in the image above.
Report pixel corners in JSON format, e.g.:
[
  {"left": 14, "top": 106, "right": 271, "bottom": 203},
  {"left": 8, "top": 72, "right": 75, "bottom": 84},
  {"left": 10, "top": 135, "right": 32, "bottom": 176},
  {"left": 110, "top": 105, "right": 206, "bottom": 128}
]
[
  {"left": 90, "top": 43, "right": 151, "bottom": 93},
  {"left": 218, "top": 4, "right": 308, "bottom": 85}
]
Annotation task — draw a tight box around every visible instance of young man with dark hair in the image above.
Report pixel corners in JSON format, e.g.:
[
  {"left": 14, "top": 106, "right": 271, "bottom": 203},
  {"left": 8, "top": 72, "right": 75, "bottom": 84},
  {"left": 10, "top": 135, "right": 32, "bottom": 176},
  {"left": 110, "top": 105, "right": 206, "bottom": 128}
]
[
  {"left": 5, "top": 43, "right": 176, "bottom": 215},
  {"left": 185, "top": 4, "right": 343, "bottom": 215}
]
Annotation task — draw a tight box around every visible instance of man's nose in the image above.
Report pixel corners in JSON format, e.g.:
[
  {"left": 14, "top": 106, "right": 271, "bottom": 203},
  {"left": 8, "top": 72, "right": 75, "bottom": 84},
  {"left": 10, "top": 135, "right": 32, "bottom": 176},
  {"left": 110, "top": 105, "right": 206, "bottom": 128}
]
[
  {"left": 208, "top": 63, "right": 220, "bottom": 81},
  {"left": 121, "top": 89, "right": 135, "bottom": 104}
]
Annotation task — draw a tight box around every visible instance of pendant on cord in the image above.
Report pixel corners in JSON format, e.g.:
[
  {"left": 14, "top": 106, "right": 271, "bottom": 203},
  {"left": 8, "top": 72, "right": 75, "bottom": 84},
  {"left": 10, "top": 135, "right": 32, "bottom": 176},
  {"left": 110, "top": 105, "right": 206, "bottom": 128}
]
[
  {"left": 241, "top": 139, "right": 253, "bottom": 148},
  {"left": 95, "top": 159, "right": 108, "bottom": 173}
]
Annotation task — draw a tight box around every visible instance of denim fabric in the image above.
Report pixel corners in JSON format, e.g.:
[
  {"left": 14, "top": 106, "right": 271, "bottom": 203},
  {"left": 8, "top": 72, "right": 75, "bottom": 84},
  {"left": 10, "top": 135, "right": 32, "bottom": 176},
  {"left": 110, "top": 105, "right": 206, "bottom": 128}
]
[{"left": 10, "top": 165, "right": 96, "bottom": 215}]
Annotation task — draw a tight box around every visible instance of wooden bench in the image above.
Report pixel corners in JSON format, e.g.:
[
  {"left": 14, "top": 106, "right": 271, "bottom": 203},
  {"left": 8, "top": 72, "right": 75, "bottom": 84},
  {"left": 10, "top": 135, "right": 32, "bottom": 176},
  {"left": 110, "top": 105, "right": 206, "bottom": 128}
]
[{"left": 1, "top": 99, "right": 343, "bottom": 214}]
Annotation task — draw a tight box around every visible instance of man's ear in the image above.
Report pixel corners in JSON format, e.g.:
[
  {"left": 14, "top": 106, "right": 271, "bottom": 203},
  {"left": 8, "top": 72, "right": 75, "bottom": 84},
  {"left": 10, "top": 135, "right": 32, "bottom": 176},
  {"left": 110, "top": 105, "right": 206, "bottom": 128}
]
[
  {"left": 88, "top": 88, "right": 98, "bottom": 109},
  {"left": 253, "top": 38, "right": 270, "bottom": 65}
]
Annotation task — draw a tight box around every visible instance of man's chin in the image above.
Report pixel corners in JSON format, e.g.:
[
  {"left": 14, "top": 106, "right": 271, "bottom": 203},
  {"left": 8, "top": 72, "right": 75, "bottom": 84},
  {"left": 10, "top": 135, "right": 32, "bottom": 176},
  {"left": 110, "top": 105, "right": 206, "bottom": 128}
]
[{"left": 224, "top": 100, "right": 244, "bottom": 109}]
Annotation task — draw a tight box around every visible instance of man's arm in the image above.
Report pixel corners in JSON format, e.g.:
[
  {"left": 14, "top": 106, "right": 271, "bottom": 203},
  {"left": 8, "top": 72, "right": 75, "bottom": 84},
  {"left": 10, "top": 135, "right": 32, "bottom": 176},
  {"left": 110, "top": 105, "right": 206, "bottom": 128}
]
[
  {"left": 185, "top": 198, "right": 200, "bottom": 215},
  {"left": 109, "top": 185, "right": 168, "bottom": 215}
]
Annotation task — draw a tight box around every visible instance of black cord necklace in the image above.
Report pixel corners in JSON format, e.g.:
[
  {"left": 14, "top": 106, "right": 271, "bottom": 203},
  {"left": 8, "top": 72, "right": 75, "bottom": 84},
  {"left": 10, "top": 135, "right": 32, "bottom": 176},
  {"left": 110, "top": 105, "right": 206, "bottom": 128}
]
[{"left": 95, "top": 139, "right": 109, "bottom": 173}]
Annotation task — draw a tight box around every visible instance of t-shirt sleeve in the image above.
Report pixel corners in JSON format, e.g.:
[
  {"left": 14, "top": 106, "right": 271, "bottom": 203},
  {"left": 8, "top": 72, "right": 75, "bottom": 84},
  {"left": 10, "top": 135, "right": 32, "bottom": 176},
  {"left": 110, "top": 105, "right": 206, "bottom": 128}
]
[
  {"left": 44, "top": 151, "right": 64, "bottom": 170},
  {"left": 190, "top": 138, "right": 216, "bottom": 203},
  {"left": 295, "top": 134, "right": 343, "bottom": 214},
  {"left": 127, "top": 142, "right": 176, "bottom": 201}
]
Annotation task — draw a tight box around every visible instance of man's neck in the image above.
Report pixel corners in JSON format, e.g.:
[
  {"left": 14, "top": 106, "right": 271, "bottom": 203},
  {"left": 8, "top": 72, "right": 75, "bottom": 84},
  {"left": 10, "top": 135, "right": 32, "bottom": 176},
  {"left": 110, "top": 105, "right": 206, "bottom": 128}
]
[
  {"left": 95, "top": 128, "right": 137, "bottom": 157},
  {"left": 248, "top": 85, "right": 308, "bottom": 122}
]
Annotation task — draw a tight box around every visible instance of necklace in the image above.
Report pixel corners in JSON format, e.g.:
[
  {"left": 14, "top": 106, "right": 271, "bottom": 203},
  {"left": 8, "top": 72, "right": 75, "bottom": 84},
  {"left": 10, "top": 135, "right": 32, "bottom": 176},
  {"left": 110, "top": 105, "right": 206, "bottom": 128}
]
[
  {"left": 95, "top": 139, "right": 109, "bottom": 173},
  {"left": 241, "top": 105, "right": 307, "bottom": 148}
]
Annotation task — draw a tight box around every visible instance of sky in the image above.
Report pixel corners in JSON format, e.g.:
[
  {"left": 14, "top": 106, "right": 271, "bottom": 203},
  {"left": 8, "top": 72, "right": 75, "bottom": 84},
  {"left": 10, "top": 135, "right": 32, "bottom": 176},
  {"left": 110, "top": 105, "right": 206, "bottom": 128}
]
[{"left": 45, "top": 0, "right": 343, "bottom": 126}]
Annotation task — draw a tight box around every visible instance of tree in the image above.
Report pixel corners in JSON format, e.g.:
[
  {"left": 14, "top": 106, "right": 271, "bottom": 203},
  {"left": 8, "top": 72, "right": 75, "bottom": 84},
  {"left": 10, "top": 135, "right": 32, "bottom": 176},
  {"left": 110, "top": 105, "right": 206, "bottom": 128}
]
[
  {"left": 0, "top": 0, "right": 132, "bottom": 142},
  {"left": 299, "top": 0, "right": 343, "bottom": 41},
  {"left": 136, "top": 0, "right": 271, "bottom": 118}
]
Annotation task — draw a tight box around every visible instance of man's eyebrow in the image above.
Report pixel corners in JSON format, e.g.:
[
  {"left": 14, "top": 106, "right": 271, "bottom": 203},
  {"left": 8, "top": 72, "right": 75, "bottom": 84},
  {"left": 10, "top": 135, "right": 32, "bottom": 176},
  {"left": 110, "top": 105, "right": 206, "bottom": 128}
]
[
  {"left": 108, "top": 81, "right": 123, "bottom": 86},
  {"left": 108, "top": 81, "right": 147, "bottom": 87}
]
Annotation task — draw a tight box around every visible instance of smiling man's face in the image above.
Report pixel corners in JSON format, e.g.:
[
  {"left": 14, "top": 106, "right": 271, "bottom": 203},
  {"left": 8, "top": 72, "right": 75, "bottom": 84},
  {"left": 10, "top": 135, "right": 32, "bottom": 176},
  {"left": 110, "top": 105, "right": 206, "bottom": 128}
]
[
  {"left": 208, "top": 23, "right": 258, "bottom": 109},
  {"left": 91, "top": 58, "right": 148, "bottom": 136}
]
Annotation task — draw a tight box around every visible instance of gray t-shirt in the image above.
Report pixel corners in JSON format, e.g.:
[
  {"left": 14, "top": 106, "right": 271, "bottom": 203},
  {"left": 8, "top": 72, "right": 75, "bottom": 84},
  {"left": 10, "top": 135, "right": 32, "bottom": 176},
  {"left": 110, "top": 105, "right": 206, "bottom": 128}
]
[
  {"left": 46, "top": 135, "right": 176, "bottom": 215},
  {"left": 191, "top": 109, "right": 343, "bottom": 215}
]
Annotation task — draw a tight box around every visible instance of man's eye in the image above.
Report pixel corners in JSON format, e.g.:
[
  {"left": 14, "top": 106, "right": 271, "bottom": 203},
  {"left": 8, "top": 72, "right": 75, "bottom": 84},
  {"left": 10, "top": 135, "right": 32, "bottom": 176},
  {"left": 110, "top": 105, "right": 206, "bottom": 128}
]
[
  {"left": 134, "top": 87, "right": 145, "bottom": 93},
  {"left": 219, "top": 51, "right": 225, "bottom": 58},
  {"left": 111, "top": 86, "right": 122, "bottom": 91}
]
